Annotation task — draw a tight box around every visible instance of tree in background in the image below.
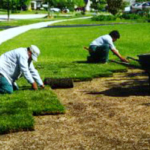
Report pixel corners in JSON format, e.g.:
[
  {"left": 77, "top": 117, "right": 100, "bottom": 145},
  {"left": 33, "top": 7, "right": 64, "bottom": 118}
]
[
  {"left": 0, "top": 0, "right": 31, "bottom": 11},
  {"left": 91, "top": 0, "right": 107, "bottom": 12},
  {"left": 106, "top": 0, "right": 123, "bottom": 15},
  {"left": 136, "top": 0, "right": 145, "bottom": 2},
  {"left": 44, "top": 0, "right": 85, "bottom": 17},
  {"left": 0, "top": 0, "right": 31, "bottom": 20}
]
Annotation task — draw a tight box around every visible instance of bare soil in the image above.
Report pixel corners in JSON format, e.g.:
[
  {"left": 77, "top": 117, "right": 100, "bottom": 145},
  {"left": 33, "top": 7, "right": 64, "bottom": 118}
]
[{"left": 1, "top": 69, "right": 150, "bottom": 150}]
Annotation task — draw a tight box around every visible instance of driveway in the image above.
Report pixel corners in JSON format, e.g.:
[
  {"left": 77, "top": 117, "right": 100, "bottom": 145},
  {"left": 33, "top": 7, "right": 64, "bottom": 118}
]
[{"left": 0, "top": 14, "right": 47, "bottom": 21}]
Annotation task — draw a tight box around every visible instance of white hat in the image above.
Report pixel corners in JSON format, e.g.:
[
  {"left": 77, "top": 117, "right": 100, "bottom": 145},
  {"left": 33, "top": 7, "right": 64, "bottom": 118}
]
[{"left": 30, "top": 45, "right": 40, "bottom": 61}]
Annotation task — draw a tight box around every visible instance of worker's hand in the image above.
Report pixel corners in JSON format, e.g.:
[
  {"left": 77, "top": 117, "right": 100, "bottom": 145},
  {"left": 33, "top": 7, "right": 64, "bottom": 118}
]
[
  {"left": 40, "top": 84, "right": 45, "bottom": 89},
  {"left": 121, "top": 58, "right": 129, "bottom": 63},
  {"left": 32, "top": 82, "right": 38, "bottom": 90}
]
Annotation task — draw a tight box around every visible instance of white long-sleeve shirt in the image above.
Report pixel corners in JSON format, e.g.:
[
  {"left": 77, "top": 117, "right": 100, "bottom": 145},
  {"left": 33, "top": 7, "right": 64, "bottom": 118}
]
[{"left": 0, "top": 47, "right": 43, "bottom": 86}]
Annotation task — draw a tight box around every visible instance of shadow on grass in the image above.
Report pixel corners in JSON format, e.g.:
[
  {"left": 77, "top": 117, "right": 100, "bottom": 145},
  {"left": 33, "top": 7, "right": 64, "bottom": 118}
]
[
  {"left": 73, "top": 60, "right": 88, "bottom": 64},
  {"left": 87, "top": 78, "right": 150, "bottom": 97},
  {"left": 74, "top": 60, "right": 106, "bottom": 64},
  {"left": 19, "top": 86, "right": 32, "bottom": 90}
]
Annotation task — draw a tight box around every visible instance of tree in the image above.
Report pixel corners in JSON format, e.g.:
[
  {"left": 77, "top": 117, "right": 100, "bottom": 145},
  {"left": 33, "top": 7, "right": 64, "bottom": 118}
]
[
  {"left": 0, "top": 0, "right": 31, "bottom": 20},
  {"left": 106, "top": 0, "right": 123, "bottom": 15},
  {"left": 44, "top": 0, "right": 85, "bottom": 17},
  {"left": 91, "top": 0, "right": 107, "bottom": 11},
  {"left": 136, "top": 0, "right": 145, "bottom": 2}
]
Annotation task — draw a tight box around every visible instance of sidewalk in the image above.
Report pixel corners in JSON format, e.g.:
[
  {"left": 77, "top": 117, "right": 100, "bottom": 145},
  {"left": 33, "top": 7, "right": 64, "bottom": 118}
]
[
  {"left": 0, "top": 16, "right": 91, "bottom": 45},
  {"left": 0, "top": 14, "right": 47, "bottom": 21}
]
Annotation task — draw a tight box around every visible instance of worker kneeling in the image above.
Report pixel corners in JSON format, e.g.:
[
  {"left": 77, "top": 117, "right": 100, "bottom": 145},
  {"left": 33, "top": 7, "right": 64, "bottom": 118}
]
[{"left": 0, "top": 45, "right": 44, "bottom": 94}]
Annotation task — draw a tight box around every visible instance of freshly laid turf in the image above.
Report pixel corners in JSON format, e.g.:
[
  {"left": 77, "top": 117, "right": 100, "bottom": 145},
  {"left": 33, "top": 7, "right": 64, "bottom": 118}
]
[
  {"left": 0, "top": 87, "right": 65, "bottom": 134},
  {"left": 0, "top": 100, "right": 34, "bottom": 134}
]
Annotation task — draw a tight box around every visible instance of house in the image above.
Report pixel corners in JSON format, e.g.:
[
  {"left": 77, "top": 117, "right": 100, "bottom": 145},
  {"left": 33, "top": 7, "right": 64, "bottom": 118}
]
[{"left": 29, "top": 0, "right": 43, "bottom": 10}]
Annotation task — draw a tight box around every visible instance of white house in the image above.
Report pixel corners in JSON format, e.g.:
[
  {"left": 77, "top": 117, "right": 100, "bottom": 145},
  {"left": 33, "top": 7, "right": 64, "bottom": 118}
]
[{"left": 29, "top": 0, "right": 43, "bottom": 10}]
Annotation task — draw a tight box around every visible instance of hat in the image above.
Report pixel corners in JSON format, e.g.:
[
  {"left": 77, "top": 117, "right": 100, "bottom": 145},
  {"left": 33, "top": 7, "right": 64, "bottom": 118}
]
[{"left": 30, "top": 45, "right": 40, "bottom": 61}]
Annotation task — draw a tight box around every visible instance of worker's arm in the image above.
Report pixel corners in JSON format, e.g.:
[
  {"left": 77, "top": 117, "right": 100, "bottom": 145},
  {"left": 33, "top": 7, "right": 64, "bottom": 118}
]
[
  {"left": 29, "top": 62, "right": 44, "bottom": 88},
  {"left": 111, "top": 49, "right": 128, "bottom": 62}
]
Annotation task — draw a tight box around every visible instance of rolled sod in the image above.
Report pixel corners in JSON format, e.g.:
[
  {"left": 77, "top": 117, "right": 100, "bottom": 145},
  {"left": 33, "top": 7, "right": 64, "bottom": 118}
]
[{"left": 44, "top": 78, "right": 74, "bottom": 89}]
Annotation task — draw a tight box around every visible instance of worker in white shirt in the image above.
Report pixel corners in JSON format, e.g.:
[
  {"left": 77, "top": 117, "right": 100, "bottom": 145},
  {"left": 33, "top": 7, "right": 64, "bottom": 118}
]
[
  {"left": 88, "top": 30, "right": 128, "bottom": 63},
  {"left": 0, "top": 45, "right": 44, "bottom": 94}
]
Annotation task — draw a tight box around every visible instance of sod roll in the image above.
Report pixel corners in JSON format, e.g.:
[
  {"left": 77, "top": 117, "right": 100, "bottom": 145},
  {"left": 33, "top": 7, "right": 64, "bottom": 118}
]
[{"left": 44, "top": 78, "right": 74, "bottom": 89}]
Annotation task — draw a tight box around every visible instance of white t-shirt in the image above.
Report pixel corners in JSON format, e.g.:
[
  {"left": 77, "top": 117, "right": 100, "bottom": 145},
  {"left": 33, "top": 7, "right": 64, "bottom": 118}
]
[{"left": 90, "top": 34, "right": 117, "bottom": 50}]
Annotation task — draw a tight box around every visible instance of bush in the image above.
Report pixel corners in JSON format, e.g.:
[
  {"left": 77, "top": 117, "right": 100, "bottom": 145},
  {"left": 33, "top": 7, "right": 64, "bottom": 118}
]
[
  {"left": 121, "top": 13, "right": 141, "bottom": 20},
  {"left": 92, "top": 15, "right": 117, "bottom": 21}
]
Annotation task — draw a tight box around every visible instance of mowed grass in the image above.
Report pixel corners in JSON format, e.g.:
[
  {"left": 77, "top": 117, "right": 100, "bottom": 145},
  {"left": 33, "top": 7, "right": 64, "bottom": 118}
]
[
  {"left": 1, "top": 22, "right": 150, "bottom": 80},
  {"left": 0, "top": 20, "right": 150, "bottom": 134},
  {"left": 51, "top": 17, "right": 135, "bottom": 26}
]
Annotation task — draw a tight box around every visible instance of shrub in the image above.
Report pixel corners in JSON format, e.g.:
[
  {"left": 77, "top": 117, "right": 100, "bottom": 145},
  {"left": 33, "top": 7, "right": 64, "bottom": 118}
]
[
  {"left": 92, "top": 15, "right": 117, "bottom": 21},
  {"left": 121, "top": 13, "right": 141, "bottom": 20}
]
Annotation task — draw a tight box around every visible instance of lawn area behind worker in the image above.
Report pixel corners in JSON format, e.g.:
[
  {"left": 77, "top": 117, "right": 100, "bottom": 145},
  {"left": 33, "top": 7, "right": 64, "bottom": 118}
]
[
  {"left": 0, "top": 20, "right": 150, "bottom": 134},
  {"left": 1, "top": 22, "right": 149, "bottom": 80}
]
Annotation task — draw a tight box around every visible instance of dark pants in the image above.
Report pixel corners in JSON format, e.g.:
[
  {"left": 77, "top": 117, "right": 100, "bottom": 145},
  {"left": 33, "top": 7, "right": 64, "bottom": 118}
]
[
  {"left": 89, "top": 44, "right": 109, "bottom": 63},
  {"left": 0, "top": 75, "right": 13, "bottom": 94}
]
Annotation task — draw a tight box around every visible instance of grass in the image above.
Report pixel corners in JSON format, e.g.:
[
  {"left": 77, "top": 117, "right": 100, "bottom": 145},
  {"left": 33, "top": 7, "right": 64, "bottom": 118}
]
[
  {"left": 0, "top": 100, "right": 34, "bottom": 134},
  {"left": 0, "top": 87, "right": 65, "bottom": 134},
  {"left": 51, "top": 17, "right": 136, "bottom": 26},
  {"left": 1, "top": 22, "right": 150, "bottom": 80},
  {"left": 0, "top": 18, "right": 150, "bottom": 134}
]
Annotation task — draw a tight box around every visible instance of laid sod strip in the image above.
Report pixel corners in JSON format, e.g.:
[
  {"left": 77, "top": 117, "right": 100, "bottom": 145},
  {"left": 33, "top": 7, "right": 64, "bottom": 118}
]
[
  {"left": 0, "top": 88, "right": 65, "bottom": 134},
  {"left": 0, "top": 100, "right": 34, "bottom": 134},
  {"left": 23, "top": 89, "right": 65, "bottom": 115},
  {"left": 36, "top": 62, "right": 126, "bottom": 82}
]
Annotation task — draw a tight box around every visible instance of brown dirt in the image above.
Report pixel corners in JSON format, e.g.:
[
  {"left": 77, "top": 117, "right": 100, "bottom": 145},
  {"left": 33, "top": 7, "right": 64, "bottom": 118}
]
[{"left": 1, "top": 69, "right": 150, "bottom": 150}]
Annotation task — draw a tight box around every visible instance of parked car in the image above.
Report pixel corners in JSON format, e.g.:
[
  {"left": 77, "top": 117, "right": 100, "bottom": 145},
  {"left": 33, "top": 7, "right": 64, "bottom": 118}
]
[
  {"left": 131, "top": 2, "right": 144, "bottom": 12},
  {"left": 42, "top": 4, "right": 48, "bottom": 8},
  {"left": 142, "top": 2, "right": 150, "bottom": 11},
  {"left": 131, "top": 2, "right": 150, "bottom": 13},
  {"left": 62, "top": 8, "right": 70, "bottom": 13},
  {"left": 50, "top": 8, "right": 60, "bottom": 12},
  {"left": 124, "top": 6, "right": 132, "bottom": 13}
]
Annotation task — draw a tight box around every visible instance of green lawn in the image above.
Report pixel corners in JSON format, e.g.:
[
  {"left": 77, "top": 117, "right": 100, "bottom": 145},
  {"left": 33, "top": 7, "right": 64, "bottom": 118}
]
[
  {"left": 1, "top": 22, "right": 150, "bottom": 80},
  {"left": 51, "top": 17, "right": 136, "bottom": 26},
  {"left": 0, "top": 19, "right": 150, "bottom": 134}
]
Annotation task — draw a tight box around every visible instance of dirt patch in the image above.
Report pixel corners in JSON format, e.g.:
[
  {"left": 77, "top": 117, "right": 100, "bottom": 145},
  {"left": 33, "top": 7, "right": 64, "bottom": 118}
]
[{"left": 0, "top": 69, "right": 150, "bottom": 150}]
